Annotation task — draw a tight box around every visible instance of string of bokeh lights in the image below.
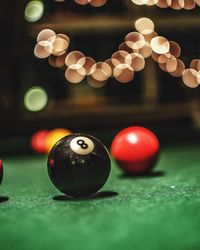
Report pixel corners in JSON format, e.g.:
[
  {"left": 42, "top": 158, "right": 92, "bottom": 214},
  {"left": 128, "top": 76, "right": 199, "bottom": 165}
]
[
  {"left": 54, "top": 0, "right": 107, "bottom": 7},
  {"left": 130, "top": 0, "right": 200, "bottom": 9},
  {"left": 55, "top": 0, "right": 200, "bottom": 9},
  {"left": 24, "top": 0, "right": 108, "bottom": 23},
  {"left": 24, "top": 0, "right": 200, "bottom": 23},
  {"left": 34, "top": 17, "right": 200, "bottom": 88}
]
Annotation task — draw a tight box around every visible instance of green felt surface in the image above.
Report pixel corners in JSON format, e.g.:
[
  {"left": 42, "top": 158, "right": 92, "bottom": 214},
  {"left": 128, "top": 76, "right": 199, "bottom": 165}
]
[{"left": 0, "top": 142, "right": 200, "bottom": 250}]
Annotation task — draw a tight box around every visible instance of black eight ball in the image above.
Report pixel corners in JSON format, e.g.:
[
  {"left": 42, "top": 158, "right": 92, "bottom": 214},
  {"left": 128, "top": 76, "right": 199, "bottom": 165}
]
[{"left": 47, "top": 133, "right": 111, "bottom": 198}]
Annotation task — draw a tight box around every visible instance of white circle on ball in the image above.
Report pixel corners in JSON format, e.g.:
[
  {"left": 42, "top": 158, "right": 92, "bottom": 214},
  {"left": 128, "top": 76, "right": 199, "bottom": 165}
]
[{"left": 70, "top": 136, "right": 94, "bottom": 155}]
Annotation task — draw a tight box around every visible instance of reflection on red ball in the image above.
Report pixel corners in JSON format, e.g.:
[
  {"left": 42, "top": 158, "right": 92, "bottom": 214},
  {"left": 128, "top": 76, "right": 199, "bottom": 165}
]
[
  {"left": 31, "top": 130, "right": 49, "bottom": 154},
  {"left": 111, "top": 126, "right": 160, "bottom": 174}
]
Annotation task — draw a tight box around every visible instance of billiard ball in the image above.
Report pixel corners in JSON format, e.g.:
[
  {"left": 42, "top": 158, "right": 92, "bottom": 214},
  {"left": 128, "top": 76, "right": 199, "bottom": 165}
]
[
  {"left": 47, "top": 133, "right": 111, "bottom": 198},
  {"left": 45, "top": 128, "right": 72, "bottom": 154},
  {"left": 111, "top": 126, "right": 160, "bottom": 174},
  {"left": 31, "top": 130, "right": 49, "bottom": 154},
  {"left": 0, "top": 159, "right": 3, "bottom": 186}
]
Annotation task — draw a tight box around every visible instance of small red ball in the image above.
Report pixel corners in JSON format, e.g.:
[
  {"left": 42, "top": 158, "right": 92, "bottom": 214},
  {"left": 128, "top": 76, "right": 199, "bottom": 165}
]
[
  {"left": 31, "top": 130, "right": 49, "bottom": 154},
  {"left": 111, "top": 126, "right": 160, "bottom": 174}
]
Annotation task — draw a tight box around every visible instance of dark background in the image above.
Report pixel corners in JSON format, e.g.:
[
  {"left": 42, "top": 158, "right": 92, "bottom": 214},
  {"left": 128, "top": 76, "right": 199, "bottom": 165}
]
[{"left": 0, "top": 0, "right": 200, "bottom": 153}]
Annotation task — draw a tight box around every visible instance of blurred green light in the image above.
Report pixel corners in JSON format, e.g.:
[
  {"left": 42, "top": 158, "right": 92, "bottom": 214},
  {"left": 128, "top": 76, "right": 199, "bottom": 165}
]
[
  {"left": 25, "top": 1, "right": 44, "bottom": 22},
  {"left": 24, "top": 86, "right": 48, "bottom": 112}
]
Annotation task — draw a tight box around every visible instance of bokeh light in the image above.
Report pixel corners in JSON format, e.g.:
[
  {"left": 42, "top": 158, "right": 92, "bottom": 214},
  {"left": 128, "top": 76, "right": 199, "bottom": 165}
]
[
  {"left": 24, "top": 1, "right": 44, "bottom": 22},
  {"left": 24, "top": 86, "right": 48, "bottom": 112}
]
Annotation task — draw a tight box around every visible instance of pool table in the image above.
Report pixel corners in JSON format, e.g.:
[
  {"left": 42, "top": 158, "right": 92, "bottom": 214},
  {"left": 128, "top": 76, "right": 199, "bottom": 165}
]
[{"left": 0, "top": 140, "right": 200, "bottom": 250}]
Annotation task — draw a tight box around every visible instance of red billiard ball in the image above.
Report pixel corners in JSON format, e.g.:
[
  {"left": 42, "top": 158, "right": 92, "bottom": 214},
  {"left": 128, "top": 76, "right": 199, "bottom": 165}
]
[
  {"left": 31, "top": 130, "right": 49, "bottom": 154},
  {"left": 111, "top": 126, "right": 160, "bottom": 174},
  {"left": 0, "top": 159, "right": 3, "bottom": 185}
]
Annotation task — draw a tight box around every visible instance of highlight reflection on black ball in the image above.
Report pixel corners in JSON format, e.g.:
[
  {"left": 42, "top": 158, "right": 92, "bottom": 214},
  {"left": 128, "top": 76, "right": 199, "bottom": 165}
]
[{"left": 47, "top": 134, "right": 111, "bottom": 198}]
